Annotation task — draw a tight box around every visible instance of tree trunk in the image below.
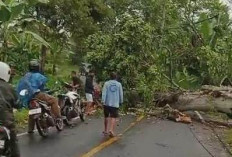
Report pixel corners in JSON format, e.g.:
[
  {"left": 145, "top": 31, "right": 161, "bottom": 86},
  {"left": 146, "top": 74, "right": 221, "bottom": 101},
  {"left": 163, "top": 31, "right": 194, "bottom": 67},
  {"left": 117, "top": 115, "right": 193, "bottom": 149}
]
[
  {"left": 209, "top": 14, "right": 221, "bottom": 48},
  {"left": 154, "top": 90, "right": 232, "bottom": 115},
  {"left": 52, "top": 64, "right": 56, "bottom": 75},
  {"left": 40, "top": 45, "right": 47, "bottom": 73}
]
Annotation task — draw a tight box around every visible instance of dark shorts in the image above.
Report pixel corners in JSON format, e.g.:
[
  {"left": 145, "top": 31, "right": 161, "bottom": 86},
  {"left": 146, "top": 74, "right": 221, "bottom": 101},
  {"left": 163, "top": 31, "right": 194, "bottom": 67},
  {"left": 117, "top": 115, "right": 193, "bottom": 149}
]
[{"left": 104, "top": 106, "right": 119, "bottom": 118}]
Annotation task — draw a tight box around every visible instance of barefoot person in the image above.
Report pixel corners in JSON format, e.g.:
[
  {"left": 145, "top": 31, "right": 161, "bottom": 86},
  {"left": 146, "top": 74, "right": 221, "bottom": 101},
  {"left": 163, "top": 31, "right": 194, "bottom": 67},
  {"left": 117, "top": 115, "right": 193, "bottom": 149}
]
[{"left": 102, "top": 72, "right": 123, "bottom": 137}]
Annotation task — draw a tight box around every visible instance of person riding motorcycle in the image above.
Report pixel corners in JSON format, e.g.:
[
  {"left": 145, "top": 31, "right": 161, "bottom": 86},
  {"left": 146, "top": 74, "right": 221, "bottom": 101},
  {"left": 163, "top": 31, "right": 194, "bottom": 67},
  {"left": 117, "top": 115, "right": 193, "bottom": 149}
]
[
  {"left": 17, "top": 59, "right": 62, "bottom": 133},
  {"left": 0, "top": 62, "right": 20, "bottom": 157}
]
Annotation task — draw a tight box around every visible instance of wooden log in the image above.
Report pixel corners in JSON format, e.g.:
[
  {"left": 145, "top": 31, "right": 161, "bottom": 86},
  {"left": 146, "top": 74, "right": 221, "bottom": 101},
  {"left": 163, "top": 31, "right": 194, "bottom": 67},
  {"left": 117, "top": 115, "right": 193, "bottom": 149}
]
[
  {"left": 154, "top": 92, "right": 181, "bottom": 107},
  {"left": 201, "top": 85, "right": 232, "bottom": 92},
  {"left": 154, "top": 90, "right": 232, "bottom": 115},
  {"left": 184, "top": 111, "right": 232, "bottom": 128}
]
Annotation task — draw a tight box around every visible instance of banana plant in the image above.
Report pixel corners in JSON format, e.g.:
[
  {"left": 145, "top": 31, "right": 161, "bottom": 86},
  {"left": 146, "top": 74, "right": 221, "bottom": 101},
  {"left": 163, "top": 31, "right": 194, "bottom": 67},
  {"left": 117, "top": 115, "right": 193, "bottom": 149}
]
[{"left": 0, "top": 0, "right": 50, "bottom": 61}]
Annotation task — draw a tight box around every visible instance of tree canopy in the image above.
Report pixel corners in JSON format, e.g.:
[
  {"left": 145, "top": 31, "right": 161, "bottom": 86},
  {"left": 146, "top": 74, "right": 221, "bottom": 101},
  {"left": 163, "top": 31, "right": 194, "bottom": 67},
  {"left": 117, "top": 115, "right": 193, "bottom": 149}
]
[{"left": 1, "top": 0, "right": 232, "bottom": 105}]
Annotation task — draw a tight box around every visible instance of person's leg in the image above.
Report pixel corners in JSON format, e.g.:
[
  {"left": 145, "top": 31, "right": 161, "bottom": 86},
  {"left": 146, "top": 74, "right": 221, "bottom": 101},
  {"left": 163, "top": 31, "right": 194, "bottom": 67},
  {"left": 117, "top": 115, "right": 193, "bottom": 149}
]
[
  {"left": 109, "top": 118, "right": 116, "bottom": 135},
  {"left": 28, "top": 115, "right": 35, "bottom": 133},
  {"left": 108, "top": 107, "right": 119, "bottom": 137},
  {"left": 35, "top": 92, "right": 61, "bottom": 118},
  {"left": 4, "top": 113, "right": 20, "bottom": 157},
  {"left": 85, "top": 94, "right": 89, "bottom": 114},
  {"left": 9, "top": 125, "right": 20, "bottom": 157},
  {"left": 86, "top": 102, "right": 91, "bottom": 114},
  {"left": 104, "top": 118, "right": 109, "bottom": 133},
  {"left": 103, "top": 106, "right": 110, "bottom": 135},
  {"left": 85, "top": 93, "right": 93, "bottom": 115}
]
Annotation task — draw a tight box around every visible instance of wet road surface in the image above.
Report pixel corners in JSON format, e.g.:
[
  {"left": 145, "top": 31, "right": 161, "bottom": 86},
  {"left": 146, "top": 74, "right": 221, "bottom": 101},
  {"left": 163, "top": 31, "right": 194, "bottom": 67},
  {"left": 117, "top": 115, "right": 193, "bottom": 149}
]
[
  {"left": 18, "top": 116, "right": 228, "bottom": 157},
  {"left": 96, "top": 119, "right": 212, "bottom": 157}
]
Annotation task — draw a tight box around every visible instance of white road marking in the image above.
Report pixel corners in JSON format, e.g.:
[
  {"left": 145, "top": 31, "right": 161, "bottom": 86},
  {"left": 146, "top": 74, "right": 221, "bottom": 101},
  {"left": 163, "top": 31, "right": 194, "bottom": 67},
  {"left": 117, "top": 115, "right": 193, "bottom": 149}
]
[{"left": 17, "top": 130, "right": 38, "bottom": 137}]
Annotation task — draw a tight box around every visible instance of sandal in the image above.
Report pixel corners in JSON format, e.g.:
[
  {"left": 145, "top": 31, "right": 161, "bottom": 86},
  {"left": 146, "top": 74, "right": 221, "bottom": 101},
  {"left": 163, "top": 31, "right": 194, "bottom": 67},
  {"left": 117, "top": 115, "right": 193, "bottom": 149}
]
[
  {"left": 109, "top": 131, "right": 115, "bottom": 137},
  {"left": 102, "top": 131, "right": 108, "bottom": 136}
]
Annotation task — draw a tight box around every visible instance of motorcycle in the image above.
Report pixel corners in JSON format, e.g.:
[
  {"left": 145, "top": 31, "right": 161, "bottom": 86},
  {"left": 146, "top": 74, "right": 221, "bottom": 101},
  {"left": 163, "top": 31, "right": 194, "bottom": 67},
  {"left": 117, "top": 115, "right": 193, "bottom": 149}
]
[
  {"left": 0, "top": 126, "right": 11, "bottom": 157},
  {"left": 58, "top": 82, "right": 85, "bottom": 126},
  {"left": 29, "top": 98, "right": 63, "bottom": 137},
  {"left": 20, "top": 90, "right": 64, "bottom": 137}
]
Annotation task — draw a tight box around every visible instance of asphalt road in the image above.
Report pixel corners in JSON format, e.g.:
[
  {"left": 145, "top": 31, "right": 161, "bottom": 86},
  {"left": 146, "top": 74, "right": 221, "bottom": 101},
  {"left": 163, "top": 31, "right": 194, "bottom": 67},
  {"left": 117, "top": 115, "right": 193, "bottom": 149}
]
[
  {"left": 96, "top": 119, "right": 212, "bottom": 157},
  {"left": 18, "top": 116, "right": 229, "bottom": 157},
  {"left": 18, "top": 115, "right": 136, "bottom": 157}
]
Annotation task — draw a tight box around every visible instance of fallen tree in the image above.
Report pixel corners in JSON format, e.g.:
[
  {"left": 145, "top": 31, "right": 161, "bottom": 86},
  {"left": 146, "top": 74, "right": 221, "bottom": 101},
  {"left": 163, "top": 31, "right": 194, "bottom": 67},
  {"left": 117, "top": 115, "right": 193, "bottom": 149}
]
[
  {"left": 184, "top": 111, "right": 232, "bottom": 128},
  {"left": 154, "top": 86, "right": 232, "bottom": 116}
]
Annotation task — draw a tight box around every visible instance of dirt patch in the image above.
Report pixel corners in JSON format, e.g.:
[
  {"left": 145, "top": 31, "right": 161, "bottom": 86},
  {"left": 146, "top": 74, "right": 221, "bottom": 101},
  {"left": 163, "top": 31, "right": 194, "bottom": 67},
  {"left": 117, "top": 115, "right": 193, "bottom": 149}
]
[{"left": 189, "top": 122, "right": 231, "bottom": 157}]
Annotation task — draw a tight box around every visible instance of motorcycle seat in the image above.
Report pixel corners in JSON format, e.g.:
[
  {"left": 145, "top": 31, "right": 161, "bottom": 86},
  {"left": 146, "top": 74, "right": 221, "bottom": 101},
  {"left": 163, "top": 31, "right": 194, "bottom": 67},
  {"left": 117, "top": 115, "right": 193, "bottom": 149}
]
[
  {"left": 58, "top": 94, "right": 67, "bottom": 98},
  {"left": 30, "top": 99, "right": 50, "bottom": 110}
]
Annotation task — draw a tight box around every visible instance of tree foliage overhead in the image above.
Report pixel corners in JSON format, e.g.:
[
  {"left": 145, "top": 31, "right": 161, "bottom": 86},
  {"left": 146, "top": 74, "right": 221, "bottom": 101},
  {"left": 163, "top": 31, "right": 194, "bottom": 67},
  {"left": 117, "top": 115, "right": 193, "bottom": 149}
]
[
  {"left": 1, "top": 0, "right": 232, "bottom": 105},
  {"left": 85, "top": 0, "right": 232, "bottom": 104}
]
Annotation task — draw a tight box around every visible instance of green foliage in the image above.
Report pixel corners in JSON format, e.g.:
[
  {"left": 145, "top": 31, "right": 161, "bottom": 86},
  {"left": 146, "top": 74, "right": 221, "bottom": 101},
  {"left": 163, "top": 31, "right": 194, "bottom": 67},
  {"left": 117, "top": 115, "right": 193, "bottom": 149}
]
[
  {"left": 197, "top": 46, "right": 228, "bottom": 84},
  {"left": 0, "top": 0, "right": 70, "bottom": 75},
  {"left": 174, "top": 68, "right": 200, "bottom": 90},
  {"left": 24, "top": 31, "right": 50, "bottom": 48},
  {"left": 1, "top": 0, "right": 232, "bottom": 108},
  {"left": 86, "top": 14, "right": 166, "bottom": 106},
  {"left": 14, "top": 108, "right": 28, "bottom": 128},
  {"left": 85, "top": 0, "right": 232, "bottom": 106},
  {"left": 28, "top": 0, "right": 49, "bottom": 6},
  {"left": 0, "top": 3, "right": 11, "bottom": 22}
]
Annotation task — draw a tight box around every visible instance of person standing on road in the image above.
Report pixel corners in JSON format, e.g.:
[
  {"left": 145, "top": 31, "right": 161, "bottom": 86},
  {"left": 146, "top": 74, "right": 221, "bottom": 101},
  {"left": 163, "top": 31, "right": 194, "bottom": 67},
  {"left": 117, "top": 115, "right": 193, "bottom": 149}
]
[
  {"left": 102, "top": 72, "right": 123, "bottom": 137},
  {"left": 85, "top": 70, "right": 95, "bottom": 115}
]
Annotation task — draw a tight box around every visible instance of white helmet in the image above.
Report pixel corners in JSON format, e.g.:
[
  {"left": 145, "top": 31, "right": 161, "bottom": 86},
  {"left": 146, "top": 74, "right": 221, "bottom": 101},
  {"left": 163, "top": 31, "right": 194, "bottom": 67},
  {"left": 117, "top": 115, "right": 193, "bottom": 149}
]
[{"left": 0, "top": 62, "right": 11, "bottom": 82}]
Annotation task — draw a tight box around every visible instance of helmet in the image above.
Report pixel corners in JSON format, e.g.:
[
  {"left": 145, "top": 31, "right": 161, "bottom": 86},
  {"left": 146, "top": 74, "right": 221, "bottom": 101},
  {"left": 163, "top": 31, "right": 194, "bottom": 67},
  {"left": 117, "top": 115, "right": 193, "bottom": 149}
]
[
  {"left": 0, "top": 62, "right": 11, "bottom": 82},
  {"left": 29, "top": 59, "right": 40, "bottom": 72}
]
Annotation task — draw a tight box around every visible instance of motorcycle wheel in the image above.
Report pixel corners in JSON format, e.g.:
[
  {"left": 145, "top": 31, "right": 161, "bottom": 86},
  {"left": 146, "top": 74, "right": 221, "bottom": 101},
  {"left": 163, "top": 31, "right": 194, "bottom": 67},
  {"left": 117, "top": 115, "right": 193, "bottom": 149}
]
[
  {"left": 36, "top": 118, "right": 49, "bottom": 137},
  {"left": 63, "top": 106, "right": 72, "bottom": 126},
  {"left": 79, "top": 104, "right": 85, "bottom": 122},
  {"left": 56, "top": 119, "right": 64, "bottom": 131}
]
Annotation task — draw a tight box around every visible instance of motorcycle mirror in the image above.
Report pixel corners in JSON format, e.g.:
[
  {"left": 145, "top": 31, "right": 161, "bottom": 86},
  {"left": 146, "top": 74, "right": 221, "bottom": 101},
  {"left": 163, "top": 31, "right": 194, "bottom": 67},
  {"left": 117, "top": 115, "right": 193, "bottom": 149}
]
[{"left": 19, "top": 89, "right": 28, "bottom": 96}]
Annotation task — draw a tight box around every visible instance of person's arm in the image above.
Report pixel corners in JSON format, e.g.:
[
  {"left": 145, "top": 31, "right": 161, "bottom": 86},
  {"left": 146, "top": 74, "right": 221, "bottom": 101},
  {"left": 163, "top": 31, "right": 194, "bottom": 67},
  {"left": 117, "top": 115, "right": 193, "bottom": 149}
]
[
  {"left": 119, "top": 83, "right": 123, "bottom": 104},
  {"left": 72, "top": 84, "right": 80, "bottom": 88},
  {"left": 39, "top": 74, "right": 47, "bottom": 91},
  {"left": 102, "top": 83, "right": 107, "bottom": 105},
  {"left": 11, "top": 86, "right": 20, "bottom": 109}
]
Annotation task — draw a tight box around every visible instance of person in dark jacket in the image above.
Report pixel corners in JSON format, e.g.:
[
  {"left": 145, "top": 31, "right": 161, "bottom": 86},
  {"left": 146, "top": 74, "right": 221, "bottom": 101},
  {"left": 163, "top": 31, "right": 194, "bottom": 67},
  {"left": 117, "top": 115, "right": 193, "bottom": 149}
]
[
  {"left": 85, "top": 70, "right": 95, "bottom": 115},
  {"left": 0, "top": 62, "right": 20, "bottom": 157}
]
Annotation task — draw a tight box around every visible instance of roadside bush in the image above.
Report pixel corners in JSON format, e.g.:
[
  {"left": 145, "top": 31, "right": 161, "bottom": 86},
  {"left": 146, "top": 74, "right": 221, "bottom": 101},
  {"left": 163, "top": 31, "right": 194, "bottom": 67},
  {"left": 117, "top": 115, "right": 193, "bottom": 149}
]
[{"left": 14, "top": 109, "right": 28, "bottom": 129}]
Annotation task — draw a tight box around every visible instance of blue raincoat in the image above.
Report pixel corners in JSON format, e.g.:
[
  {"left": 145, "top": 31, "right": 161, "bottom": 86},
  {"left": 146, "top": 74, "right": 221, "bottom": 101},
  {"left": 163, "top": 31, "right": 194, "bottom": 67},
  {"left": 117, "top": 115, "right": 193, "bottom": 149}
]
[{"left": 16, "top": 72, "right": 47, "bottom": 107}]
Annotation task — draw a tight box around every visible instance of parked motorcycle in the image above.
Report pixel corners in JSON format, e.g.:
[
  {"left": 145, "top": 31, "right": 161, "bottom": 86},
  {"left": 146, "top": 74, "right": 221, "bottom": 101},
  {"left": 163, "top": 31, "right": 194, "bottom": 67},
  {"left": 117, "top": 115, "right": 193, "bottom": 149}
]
[
  {"left": 58, "top": 82, "right": 85, "bottom": 126},
  {"left": 0, "top": 126, "right": 11, "bottom": 156},
  {"left": 28, "top": 98, "right": 64, "bottom": 137}
]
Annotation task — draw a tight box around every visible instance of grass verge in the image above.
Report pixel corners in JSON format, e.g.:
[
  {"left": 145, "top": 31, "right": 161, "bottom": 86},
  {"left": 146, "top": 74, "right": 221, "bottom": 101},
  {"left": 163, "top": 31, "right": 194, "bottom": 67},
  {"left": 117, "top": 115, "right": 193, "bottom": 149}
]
[{"left": 14, "top": 109, "right": 28, "bottom": 130}]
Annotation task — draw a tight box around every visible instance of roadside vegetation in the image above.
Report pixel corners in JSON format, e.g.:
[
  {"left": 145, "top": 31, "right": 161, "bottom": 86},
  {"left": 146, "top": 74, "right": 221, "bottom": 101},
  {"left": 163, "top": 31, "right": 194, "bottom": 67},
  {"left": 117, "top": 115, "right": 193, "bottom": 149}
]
[{"left": 14, "top": 109, "right": 28, "bottom": 131}]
